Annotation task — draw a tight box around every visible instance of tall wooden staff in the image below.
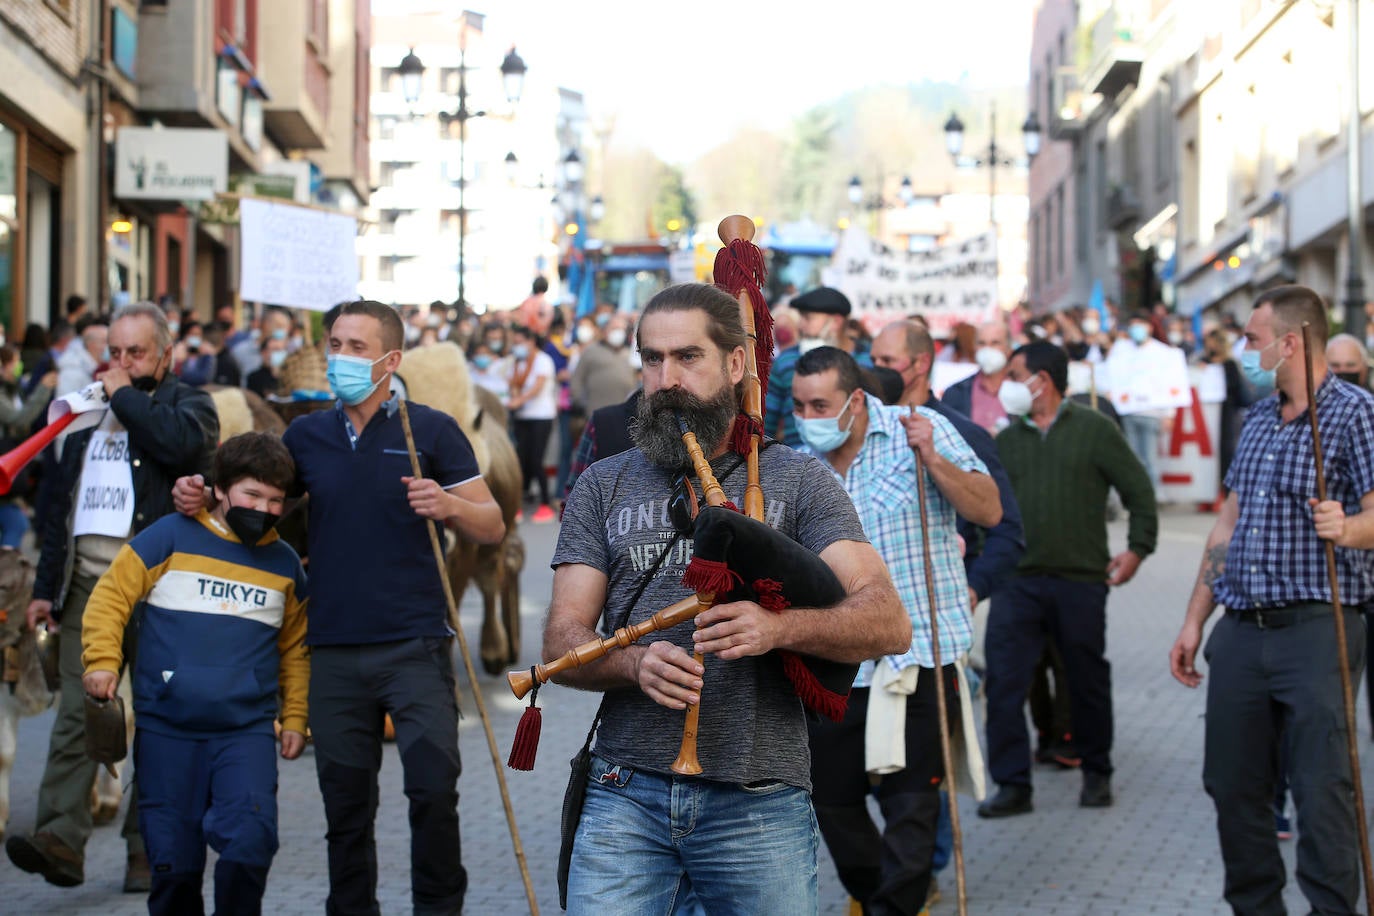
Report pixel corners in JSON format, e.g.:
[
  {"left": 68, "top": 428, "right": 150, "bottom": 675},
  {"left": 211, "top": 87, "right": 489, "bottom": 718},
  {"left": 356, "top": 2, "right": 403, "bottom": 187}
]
[
  {"left": 911, "top": 408, "right": 968, "bottom": 916},
  {"left": 1300, "top": 323, "right": 1374, "bottom": 912},
  {"left": 397, "top": 400, "right": 539, "bottom": 916},
  {"left": 670, "top": 215, "right": 772, "bottom": 774}
]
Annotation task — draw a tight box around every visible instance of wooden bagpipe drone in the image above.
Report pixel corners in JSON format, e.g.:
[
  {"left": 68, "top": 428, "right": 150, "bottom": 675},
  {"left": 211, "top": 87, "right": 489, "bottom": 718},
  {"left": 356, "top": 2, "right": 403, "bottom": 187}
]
[{"left": 504, "top": 216, "right": 857, "bottom": 775}]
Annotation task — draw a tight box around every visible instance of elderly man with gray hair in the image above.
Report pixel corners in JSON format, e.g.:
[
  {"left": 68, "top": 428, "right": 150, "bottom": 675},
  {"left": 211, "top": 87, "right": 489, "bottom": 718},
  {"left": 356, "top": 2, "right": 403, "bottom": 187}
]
[
  {"left": 1326, "top": 333, "right": 1370, "bottom": 390},
  {"left": 5, "top": 301, "right": 219, "bottom": 894}
]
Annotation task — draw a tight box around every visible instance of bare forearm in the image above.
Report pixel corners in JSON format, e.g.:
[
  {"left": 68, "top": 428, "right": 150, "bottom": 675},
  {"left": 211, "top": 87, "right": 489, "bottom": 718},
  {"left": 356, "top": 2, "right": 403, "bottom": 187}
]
[
  {"left": 774, "top": 579, "right": 910, "bottom": 662},
  {"left": 445, "top": 492, "right": 505, "bottom": 544},
  {"left": 542, "top": 611, "right": 647, "bottom": 691},
  {"left": 1337, "top": 510, "right": 1374, "bottom": 550},
  {"left": 1183, "top": 534, "right": 1229, "bottom": 630},
  {"left": 926, "top": 455, "right": 1001, "bottom": 527}
]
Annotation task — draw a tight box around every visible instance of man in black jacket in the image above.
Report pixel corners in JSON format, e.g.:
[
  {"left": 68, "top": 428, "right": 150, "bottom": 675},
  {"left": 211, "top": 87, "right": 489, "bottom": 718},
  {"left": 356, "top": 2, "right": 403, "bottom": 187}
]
[{"left": 6, "top": 301, "right": 219, "bottom": 894}]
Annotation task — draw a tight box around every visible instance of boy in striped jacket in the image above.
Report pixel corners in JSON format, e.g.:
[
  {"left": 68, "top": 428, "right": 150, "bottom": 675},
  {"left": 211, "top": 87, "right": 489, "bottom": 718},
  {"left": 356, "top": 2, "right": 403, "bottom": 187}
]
[{"left": 81, "top": 432, "right": 308, "bottom": 916}]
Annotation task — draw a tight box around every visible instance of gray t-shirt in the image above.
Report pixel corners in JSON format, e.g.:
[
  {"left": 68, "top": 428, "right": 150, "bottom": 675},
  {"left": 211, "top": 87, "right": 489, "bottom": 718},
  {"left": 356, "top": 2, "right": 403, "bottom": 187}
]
[{"left": 552, "top": 443, "right": 868, "bottom": 791}]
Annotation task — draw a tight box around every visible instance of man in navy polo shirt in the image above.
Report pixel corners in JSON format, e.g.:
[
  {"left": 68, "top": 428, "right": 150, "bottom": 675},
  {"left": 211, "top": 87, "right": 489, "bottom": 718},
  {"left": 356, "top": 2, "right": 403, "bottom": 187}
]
[{"left": 175, "top": 300, "right": 504, "bottom": 916}]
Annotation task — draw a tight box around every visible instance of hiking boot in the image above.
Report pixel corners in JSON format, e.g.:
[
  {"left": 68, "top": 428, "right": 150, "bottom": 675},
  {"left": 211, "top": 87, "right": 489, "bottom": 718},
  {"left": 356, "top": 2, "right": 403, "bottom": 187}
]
[
  {"left": 123, "top": 849, "right": 151, "bottom": 893},
  {"left": 1080, "top": 770, "right": 1113, "bottom": 808},
  {"left": 5, "top": 831, "right": 84, "bottom": 887},
  {"left": 977, "top": 784, "right": 1033, "bottom": 818}
]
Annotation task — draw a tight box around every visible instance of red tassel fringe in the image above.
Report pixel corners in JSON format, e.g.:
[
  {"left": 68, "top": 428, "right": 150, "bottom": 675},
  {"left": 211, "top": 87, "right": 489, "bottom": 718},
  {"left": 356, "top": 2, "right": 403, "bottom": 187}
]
[
  {"left": 728, "top": 415, "right": 763, "bottom": 456},
  {"left": 713, "top": 237, "right": 775, "bottom": 446},
  {"left": 507, "top": 704, "right": 542, "bottom": 771},
  {"left": 781, "top": 651, "right": 850, "bottom": 722},
  {"left": 682, "top": 557, "right": 742, "bottom": 595}
]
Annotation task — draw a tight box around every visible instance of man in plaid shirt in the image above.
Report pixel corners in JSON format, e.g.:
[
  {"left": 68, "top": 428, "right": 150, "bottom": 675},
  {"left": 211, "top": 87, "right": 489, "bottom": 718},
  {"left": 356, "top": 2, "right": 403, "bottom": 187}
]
[
  {"left": 1171, "top": 285, "right": 1374, "bottom": 916},
  {"left": 793, "top": 347, "right": 1001, "bottom": 915}
]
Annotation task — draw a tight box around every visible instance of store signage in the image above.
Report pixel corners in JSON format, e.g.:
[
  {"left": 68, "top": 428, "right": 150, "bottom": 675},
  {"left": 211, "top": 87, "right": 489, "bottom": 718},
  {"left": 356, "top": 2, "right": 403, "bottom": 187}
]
[{"left": 114, "top": 127, "right": 228, "bottom": 201}]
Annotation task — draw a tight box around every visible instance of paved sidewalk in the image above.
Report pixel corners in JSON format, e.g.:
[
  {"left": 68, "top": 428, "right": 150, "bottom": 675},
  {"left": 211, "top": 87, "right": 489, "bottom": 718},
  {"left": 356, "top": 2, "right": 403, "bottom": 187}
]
[{"left": 1, "top": 508, "right": 1367, "bottom": 913}]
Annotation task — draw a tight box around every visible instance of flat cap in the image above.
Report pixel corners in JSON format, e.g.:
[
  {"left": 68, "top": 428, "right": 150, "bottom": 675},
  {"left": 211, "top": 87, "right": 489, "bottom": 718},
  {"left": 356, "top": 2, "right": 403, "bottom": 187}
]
[{"left": 791, "top": 287, "right": 851, "bottom": 317}]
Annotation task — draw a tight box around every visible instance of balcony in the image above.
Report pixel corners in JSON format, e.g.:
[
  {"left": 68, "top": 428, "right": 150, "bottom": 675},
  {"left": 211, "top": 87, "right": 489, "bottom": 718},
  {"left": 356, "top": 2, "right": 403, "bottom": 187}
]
[
  {"left": 1105, "top": 184, "right": 1142, "bottom": 231},
  {"left": 257, "top": 4, "right": 329, "bottom": 150},
  {"left": 1083, "top": 6, "right": 1144, "bottom": 99},
  {"left": 1050, "top": 67, "right": 1092, "bottom": 141}
]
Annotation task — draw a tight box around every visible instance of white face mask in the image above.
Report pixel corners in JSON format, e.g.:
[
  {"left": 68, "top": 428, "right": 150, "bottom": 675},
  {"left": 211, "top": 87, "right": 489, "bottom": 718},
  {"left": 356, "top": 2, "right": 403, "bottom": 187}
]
[
  {"left": 799, "top": 336, "right": 827, "bottom": 355},
  {"left": 1066, "top": 362, "right": 1094, "bottom": 396},
  {"left": 607, "top": 328, "right": 627, "bottom": 349},
  {"left": 1082, "top": 318, "right": 1101, "bottom": 335},
  {"left": 976, "top": 347, "right": 1008, "bottom": 376},
  {"left": 998, "top": 377, "right": 1037, "bottom": 416},
  {"left": 576, "top": 325, "right": 596, "bottom": 345}
]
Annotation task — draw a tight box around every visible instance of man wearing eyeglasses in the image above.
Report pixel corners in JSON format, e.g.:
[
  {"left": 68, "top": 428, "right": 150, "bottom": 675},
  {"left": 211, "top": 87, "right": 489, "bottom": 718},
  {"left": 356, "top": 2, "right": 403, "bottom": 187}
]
[
  {"left": 548, "top": 282, "right": 909, "bottom": 914},
  {"left": 7, "top": 301, "right": 219, "bottom": 894}
]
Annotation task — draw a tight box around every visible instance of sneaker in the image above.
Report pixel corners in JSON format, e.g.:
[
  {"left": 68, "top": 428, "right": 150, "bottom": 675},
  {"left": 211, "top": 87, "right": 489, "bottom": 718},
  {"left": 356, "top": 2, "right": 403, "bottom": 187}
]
[
  {"left": 5, "top": 831, "right": 84, "bottom": 887},
  {"left": 1275, "top": 811, "right": 1293, "bottom": 840},
  {"left": 1080, "top": 771, "right": 1113, "bottom": 808},
  {"left": 977, "top": 784, "right": 1033, "bottom": 818},
  {"left": 531, "top": 504, "right": 556, "bottom": 524},
  {"left": 123, "top": 850, "right": 151, "bottom": 893}
]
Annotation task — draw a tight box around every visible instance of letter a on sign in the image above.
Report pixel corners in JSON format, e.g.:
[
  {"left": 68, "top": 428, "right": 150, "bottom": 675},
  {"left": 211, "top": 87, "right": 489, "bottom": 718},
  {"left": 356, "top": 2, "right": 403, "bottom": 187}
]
[{"left": 1168, "top": 389, "right": 1213, "bottom": 458}]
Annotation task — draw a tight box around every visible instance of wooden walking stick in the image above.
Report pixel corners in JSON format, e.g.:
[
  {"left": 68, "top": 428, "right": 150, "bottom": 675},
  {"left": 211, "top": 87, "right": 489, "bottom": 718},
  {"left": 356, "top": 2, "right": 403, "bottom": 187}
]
[
  {"left": 1300, "top": 323, "right": 1374, "bottom": 914},
  {"left": 398, "top": 399, "right": 540, "bottom": 916},
  {"left": 910, "top": 406, "right": 968, "bottom": 916},
  {"left": 1302, "top": 324, "right": 1368, "bottom": 911}
]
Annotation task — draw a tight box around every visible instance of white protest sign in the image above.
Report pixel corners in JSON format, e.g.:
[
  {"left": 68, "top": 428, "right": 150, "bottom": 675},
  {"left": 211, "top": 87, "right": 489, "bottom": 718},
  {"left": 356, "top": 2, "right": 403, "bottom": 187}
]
[
  {"left": 821, "top": 228, "right": 999, "bottom": 337},
  {"left": 48, "top": 381, "right": 111, "bottom": 436},
  {"left": 1100, "top": 340, "right": 1193, "bottom": 415},
  {"left": 239, "top": 197, "right": 359, "bottom": 312},
  {"left": 1157, "top": 365, "right": 1225, "bottom": 503},
  {"left": 71, "top": 413, "right": 133, "bottom": 539}
]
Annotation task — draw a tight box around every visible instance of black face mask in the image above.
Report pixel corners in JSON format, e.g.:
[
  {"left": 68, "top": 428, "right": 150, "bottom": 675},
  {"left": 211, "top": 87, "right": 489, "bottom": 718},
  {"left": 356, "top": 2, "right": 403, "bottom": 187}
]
[
  {"left": 1336, "top": 371, "right": 1365, "bottom": 387},
  {"left": 130, "top": 355, "right": 166, "bottom": 393},
  {"left": 225, "top": 507, "right": 282, "bottom": 547}
]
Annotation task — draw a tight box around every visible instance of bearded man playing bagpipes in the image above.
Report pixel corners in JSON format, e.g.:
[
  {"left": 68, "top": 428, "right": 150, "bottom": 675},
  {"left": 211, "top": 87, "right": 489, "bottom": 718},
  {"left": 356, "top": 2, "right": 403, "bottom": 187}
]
[{"left": 544, "top": 281, "right": 910, "bottom": 914}]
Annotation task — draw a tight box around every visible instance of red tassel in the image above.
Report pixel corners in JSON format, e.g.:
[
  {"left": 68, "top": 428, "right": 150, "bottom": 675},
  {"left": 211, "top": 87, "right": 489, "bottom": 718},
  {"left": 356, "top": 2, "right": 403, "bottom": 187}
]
[
  {"left": 507, "top": 668, "right": 543, "bottom": 770},
  {"left": 713, "top": 237, "right": 775, "bottom": 406},
  {"left": 781, "top": 651, "right": 850, "bottom": 722},
  {"left": 729, "top": 413, "right": 764, "bottom": 456},
  {"left": 682, "top": 557, "right": 742, "bottom": 595}
]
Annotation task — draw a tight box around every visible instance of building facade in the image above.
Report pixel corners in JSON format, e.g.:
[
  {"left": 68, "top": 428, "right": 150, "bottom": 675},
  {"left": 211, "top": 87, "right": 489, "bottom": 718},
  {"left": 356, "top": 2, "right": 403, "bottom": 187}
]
[{"left": 0, "top": 0, "right": 370, "bottom": 334}]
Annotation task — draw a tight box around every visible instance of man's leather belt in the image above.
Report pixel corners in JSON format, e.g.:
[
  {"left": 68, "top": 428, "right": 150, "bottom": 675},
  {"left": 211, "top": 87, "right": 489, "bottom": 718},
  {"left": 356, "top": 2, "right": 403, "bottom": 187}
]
[{"left": 1229, "top": 603, "right": 1357, "bottom": 630}]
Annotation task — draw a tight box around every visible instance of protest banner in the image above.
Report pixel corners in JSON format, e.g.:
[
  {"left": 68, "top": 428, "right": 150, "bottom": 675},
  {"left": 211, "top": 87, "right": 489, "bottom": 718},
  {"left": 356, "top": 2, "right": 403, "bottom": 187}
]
[
  {"left": 820, "top": 227, "right": 999, "bottom": 337},
  {"left": 239, "top": 196, "right": 359, "bottom": 312}
]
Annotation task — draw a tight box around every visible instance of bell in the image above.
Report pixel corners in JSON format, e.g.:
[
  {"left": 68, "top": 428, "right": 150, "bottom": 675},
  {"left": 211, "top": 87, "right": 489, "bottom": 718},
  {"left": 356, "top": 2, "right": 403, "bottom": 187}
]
[
  {"left": 34, "top": 625, "right": 60, "bottom": 694},
  {"left": 84, "top": 693, "right": 127, "bottom": 778}
]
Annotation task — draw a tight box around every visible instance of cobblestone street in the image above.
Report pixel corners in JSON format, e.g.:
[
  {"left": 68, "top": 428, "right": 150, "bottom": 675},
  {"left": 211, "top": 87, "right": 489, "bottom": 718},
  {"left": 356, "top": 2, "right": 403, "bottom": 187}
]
[{"left": 3, "top": 508, "right": 1367, "bottom": 914}]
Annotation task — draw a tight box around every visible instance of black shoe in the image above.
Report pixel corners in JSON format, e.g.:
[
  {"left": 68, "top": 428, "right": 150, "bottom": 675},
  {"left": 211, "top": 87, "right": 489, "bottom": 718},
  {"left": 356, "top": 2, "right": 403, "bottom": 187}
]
[
  {"left": 1080, "top": 771, "right": 1113, "bottom": 808},
  {"left": 6, "top": 831, "right": 84, "bottom": 887},
  {"left": 977, "top": 784, "right": 1033, "bottom": 818}
]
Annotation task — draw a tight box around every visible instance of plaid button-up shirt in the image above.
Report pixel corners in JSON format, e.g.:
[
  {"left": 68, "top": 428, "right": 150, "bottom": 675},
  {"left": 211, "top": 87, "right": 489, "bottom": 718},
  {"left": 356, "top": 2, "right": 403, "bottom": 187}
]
[
  {"left": 1215, "top": 373, "right": 1374, "bottom": 610},
  {"left": 808, "top": 395, "right": 986, "bottom": 682}
]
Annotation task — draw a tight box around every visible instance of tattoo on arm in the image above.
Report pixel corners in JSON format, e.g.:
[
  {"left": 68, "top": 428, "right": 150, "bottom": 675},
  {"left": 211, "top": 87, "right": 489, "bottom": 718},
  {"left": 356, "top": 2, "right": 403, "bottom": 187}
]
[{"left": 1201, "top": 543, "right": 1227, "bottom": 588}]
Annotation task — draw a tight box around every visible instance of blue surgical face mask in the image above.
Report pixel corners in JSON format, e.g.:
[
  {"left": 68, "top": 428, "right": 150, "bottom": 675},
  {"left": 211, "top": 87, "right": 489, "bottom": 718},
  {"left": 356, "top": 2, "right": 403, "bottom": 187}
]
[
  {"left": 327, "top": 351, "right": 395, "bottom": 406},
  {"left": 268, "top": 349, "right": 288, "bottom": 370},
  {"left": 471, "top": 354, "right": 493, "bottom": 370},
  {"left": 271, "top": 328, "right": 288, "bottom": 341},
  {"left": 1128, "top": 324, "right": 1150, "bottom": 345},
  {"left": 512, "top": 344, "right": 530, "bottom": 360},
  {"left": 1240, "top": 339, "right": 1283, "bottom": 388},
  {"left": 794, "top": 395, "right": 858, "bottom": 454}
]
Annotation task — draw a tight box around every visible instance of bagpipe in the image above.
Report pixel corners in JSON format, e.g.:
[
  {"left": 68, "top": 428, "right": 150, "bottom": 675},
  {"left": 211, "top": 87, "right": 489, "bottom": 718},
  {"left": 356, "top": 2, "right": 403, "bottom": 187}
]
[
  {"left": 505, "top": 216, "right": 857, "bottom": 775},
  {"left": 0, "top": 381, "right": 112, "bottom": 495}
]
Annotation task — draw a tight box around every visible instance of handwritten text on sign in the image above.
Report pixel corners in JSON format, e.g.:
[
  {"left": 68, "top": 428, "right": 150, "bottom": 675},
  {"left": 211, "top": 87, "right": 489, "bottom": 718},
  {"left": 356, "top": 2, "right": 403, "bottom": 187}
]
[
  {"left": 821, "top": 228, "right": 999, "bottom": 337},
  {"left": 239, "top": 197, "right": 359, "bottom": 312},
  {"left": 72, "top": 417, "right": 134, "bottom": 539}
]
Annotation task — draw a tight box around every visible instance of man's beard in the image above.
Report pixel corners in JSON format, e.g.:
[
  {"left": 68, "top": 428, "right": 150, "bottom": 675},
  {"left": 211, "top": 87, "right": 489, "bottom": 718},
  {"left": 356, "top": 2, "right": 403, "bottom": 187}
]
[{"left": 632, "top": 383, "right": 739, "bottom": 470}]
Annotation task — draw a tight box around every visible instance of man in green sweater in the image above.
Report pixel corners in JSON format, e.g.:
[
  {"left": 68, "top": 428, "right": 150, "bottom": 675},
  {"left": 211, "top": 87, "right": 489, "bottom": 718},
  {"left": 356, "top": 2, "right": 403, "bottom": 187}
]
[{"left": 978, "top": 341, "right": 1157, "bottom": 817}]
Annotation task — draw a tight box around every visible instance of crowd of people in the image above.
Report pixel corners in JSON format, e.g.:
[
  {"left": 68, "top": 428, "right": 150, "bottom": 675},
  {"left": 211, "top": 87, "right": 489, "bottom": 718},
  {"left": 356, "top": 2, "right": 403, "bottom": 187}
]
[{"left": 1, "top": 275, "right": 1371, "bottom": 916}]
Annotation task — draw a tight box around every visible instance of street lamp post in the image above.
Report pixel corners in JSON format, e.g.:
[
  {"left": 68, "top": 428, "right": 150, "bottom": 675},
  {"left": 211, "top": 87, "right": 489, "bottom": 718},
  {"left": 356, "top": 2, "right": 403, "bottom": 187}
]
[
  {"left": 943, "top": 101, "right": 1042, "bottom": 299},
  {"left": 399, "top": 29, "right": 525, "bottom": 316},
  {"left": 846, "top": 173, "right": 915, "bottom": 238}
]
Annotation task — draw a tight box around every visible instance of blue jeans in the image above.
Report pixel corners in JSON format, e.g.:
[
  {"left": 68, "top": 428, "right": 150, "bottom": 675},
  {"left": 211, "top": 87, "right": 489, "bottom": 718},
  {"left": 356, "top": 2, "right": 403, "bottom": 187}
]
[
  {"left": 567, "top": 753, "right": 820, "bottom": 915},
  {"left": 0, "top": 501, "right": 28, "bottom": 548},
  {"left": 1120, "top": 414, "right": 1161, "bottom": 492}
]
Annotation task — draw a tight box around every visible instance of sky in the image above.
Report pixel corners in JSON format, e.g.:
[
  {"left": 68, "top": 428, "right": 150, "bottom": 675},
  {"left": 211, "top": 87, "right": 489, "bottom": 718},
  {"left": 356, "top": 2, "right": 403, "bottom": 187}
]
[{"left": 477, "top": 0, "right": 1037, "bottom": 163}]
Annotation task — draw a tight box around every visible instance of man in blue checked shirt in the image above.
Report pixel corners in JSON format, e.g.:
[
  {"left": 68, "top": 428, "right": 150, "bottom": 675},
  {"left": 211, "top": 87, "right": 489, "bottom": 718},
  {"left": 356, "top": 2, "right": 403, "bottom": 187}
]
[
  {"left": 794, "top": 346, "right": 1001, "bottom": 916},
  {"left": 1170, "top": 285, "right": 1374, "bottom": 916}
]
